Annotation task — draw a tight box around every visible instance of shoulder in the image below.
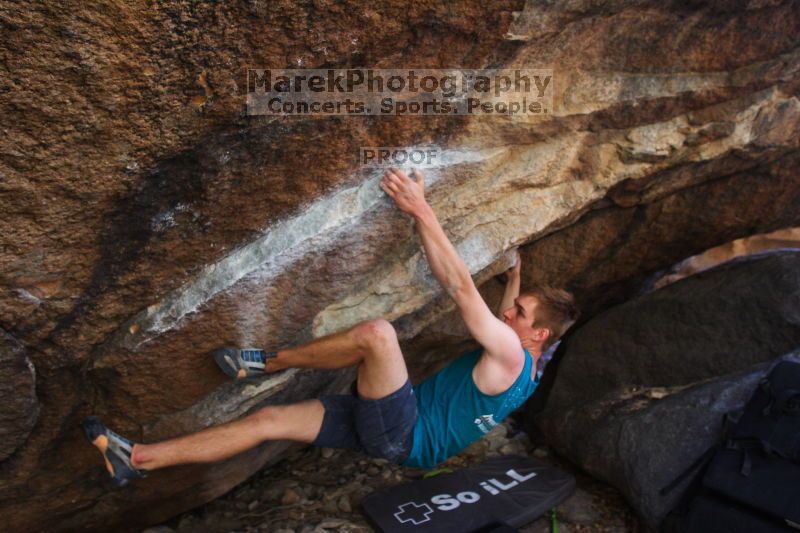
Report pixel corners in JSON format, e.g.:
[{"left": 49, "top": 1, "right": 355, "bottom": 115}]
[
  {"left": 474, "top": 347, "right": 526, "bottom": 395},
  {"left": 487, "top": 342, "right": 527, "bottom": 373}
]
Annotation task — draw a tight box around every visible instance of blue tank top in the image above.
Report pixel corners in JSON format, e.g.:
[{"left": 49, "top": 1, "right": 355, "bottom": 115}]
[{"left": 402, "top": 347, "right": 539, "bottom": 468}]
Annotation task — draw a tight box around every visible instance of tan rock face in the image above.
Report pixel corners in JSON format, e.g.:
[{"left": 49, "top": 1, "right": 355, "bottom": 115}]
[
  {"left": 651, "top": 227, "right": 800, "bottom": 290},
  {"left": 1, "top": 1, "right": 799, "bottom": 531}
]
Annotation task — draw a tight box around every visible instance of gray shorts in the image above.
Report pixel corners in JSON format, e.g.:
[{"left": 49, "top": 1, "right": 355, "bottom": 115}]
[{"left": 312, "top": 379, "right": 417, "bottom": 464}]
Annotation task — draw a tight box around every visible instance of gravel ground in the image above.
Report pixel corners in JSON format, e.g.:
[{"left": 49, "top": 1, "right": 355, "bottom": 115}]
[{"left": 146, "top": 416, "right": 641, "bottom": 533}]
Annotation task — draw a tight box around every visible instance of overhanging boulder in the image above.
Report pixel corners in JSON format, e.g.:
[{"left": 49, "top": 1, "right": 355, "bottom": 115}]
[
  {"left": 1, "top": 1, "right": 799, "bottom": 531},
  {"left": 532, "top": 251, "right": 800, "bottom": 527}
]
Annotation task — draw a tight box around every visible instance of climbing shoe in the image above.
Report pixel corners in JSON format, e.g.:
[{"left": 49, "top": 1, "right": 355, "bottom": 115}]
[
  {"left": 82, "top": 416, "right": 147, "bottom": 487},
  {"left": 213, "top": 347, "right": 277, "bottom": 378}
]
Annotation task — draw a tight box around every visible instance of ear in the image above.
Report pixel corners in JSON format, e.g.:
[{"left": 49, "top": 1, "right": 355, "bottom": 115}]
[{"left": 532, "top": 327, "right": 551, "bottom": 343}]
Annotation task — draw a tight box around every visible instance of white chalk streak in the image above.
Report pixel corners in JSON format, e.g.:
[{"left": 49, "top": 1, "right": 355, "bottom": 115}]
[{"left": 128, "top": 146, "right": 499, "bottom": 346}]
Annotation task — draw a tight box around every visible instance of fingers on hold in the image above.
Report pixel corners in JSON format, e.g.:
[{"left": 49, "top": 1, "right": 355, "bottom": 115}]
[
  {"left": 380, "top": 181, "right": 396, "bottom": 197},
  {"left": 389, "top": 167, "right": 407, "bottom": 181},
  {"left": 386, "top": 173, "right": 402, "bottom": 186}
]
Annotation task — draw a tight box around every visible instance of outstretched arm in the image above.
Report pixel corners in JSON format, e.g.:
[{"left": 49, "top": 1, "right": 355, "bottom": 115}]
[
  {"left": 380, "top": 168, "right": 522, "bottom": 367},
  {"left": 497, "top": 251, "right": 521, "bottom": 318}
]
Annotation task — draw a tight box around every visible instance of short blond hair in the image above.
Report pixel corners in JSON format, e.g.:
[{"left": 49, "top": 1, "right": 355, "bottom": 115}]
[{"left": 523, "top": 285, "right": 578, "bottom": 349}]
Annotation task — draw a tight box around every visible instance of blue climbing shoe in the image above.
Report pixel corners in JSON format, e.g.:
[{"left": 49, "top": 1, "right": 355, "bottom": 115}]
[
  {"left": 82, "top": 416, "right": 147, "bottom": 487},
  {"left": 213, "top": 347, "right": 277, "bottom": 378}
]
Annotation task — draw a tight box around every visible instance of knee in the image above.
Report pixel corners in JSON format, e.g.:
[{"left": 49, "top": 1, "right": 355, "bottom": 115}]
[
  {"left": 350, "top": 319, "right": 397, "bottom": 353},
  {"left": 249, "top": 405, "right": 281, "bottom": 434}
]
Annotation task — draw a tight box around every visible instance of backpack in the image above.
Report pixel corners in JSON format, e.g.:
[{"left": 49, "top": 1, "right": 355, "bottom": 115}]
[{"left": 662, "top": 360, "right": 800, "bottom": 532}]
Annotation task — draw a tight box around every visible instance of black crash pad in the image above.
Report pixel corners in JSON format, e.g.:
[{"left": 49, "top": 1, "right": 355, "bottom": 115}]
[{"left": 362, "top": 455, "right": 576, "bottom": 533}]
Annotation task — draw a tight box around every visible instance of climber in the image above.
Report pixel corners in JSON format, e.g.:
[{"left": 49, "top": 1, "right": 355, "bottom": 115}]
[{"left": 83, "top": 167, "right": 577, "bottom": 487}]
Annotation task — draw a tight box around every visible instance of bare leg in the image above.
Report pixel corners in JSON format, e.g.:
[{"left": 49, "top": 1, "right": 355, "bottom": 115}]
[
  {"left": 131, "top": 399, "right": 323, "bottom": 471},
  {"left": 268, "top": 319, "right": 408, "bottom": 400},
  {"left": 128, "top": 321, "right": 408, "bottom": 471},
  {"left": 267, "top": 320, "right": 380, "bottom": 371}
]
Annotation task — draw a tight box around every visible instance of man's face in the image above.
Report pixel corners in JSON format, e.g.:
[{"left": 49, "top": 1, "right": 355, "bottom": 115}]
[
  {"left": 502, "top": 294, "right": 549, "bottom": 345},
  {"left": 502, "top": 294, "right": 537, "bottom": 335}
]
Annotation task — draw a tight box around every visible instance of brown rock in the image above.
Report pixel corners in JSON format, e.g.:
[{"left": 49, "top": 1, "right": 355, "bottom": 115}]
[
  {"left": 1, "top": 1, "right": 799, "bottom": 531},
  {"left": 280, "top": 488, "right": 302, "bottom": 506},
  {"left": 337, "top": 495, "right": 352, "bottom": 513},
  {"left": 322, "top": 498, "right": 339, "bottom": 514},
  {"left": 0, "top": 331, "right": 38, "bottom": 461},
  {"left": 317, "top": 520, "right": 347, "bottom": 529},
  {"left": 558, "top": 489, "right": 601, "bottom": 526},
  {"left": 533, "top": 447, "right": 549, "bottom": 459},
  {"left": 320, "top": 447, "right": 335, "bottom": 459}
]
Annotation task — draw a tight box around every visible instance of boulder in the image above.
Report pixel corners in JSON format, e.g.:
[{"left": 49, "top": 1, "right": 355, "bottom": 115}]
[
  {"left": 1, "top": 1, "right": 799, "bottom": 531},
  {"left": 532, "top": 251, "right": 800, "bottom": 528},
  {"left": 542, "top": 351, "right": 800, "bottom": 530},
  {"left": 540, "top": 251, "right": 800, "bottom": 408},
  {"left": 647, "top": 227, "right": 800, "bottom": 291}
]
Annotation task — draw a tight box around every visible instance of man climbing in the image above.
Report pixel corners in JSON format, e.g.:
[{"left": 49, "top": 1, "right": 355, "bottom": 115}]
[{"left": 84, "top": 167, "right": 577, "bottom": 486}]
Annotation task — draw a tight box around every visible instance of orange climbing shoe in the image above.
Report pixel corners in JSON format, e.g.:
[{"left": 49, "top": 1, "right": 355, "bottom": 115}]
[{"left": 82, "top": 417, "right": 147, "bottom": 487}]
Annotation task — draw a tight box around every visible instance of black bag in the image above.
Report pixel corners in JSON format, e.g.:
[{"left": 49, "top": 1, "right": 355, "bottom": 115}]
[
  {"left": 664, "top": 360, "right": 800, "bottom": 532},
  {"left": 683, "top": 490, "right": 794, "bottom": 533},
  {"left": 703, "top": 361, "right": 800, "bottom": 526}
]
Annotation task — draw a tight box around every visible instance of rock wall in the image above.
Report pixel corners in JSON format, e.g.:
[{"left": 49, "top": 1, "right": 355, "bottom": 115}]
[
  {"left": 1, "top": 1, "right": 799, "bottom": 531},
  {"left": 531, "top": 251, "right": 800, "bottom": 527},
  {"left": 649, "top": 226, "right": 800, "bottom": 290}
]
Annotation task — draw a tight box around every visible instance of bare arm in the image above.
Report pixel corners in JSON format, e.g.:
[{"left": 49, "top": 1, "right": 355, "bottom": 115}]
[
  {"left": 380, "top": 168, "right": 522, "bottom": 367},
  {"left": 497, "top": 251, "right": 521, "bottom": 318}
]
